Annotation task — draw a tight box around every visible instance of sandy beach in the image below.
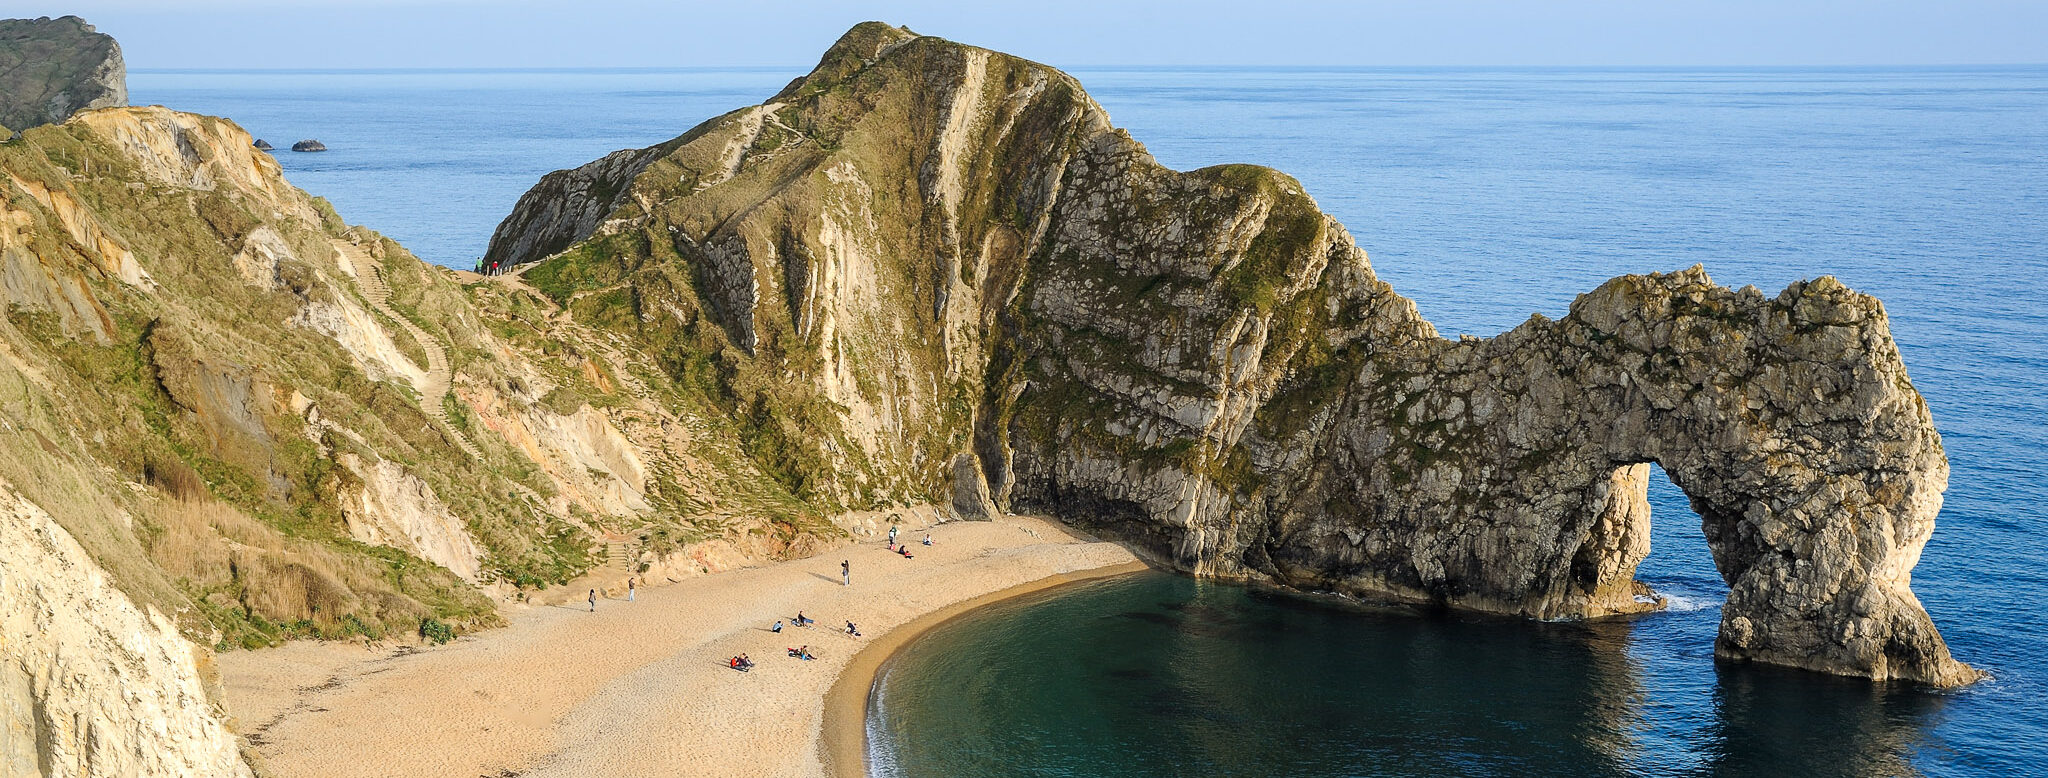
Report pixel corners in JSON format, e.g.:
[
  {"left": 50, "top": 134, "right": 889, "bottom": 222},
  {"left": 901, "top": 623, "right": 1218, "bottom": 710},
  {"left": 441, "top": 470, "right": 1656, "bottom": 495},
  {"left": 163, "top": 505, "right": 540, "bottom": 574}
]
[{"left": 218, "top": 515, "right": 1144, "bottom": 778}]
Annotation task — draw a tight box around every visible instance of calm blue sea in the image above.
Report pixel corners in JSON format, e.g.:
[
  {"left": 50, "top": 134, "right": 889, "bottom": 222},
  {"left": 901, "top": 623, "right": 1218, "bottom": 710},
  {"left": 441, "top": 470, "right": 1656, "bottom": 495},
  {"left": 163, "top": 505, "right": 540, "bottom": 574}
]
[{"left": 132, "top": 65, "right": 2048, "bottom": 776}]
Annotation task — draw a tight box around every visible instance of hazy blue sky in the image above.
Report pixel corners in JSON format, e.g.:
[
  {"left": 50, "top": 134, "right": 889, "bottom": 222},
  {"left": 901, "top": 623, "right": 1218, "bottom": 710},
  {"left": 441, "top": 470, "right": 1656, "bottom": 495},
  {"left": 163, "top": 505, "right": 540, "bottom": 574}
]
[{"left": 20, "top": 1, "right": 2048, "bottom": 69}]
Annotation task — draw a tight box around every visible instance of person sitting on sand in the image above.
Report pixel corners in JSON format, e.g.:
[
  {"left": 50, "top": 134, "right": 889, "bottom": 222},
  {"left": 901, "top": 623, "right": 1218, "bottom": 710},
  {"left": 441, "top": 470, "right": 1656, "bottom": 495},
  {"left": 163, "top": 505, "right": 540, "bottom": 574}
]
[
  {"left": 899, "top": 546, "right": 913, "bottom": 558},
  {"left": 846, "top": 621, "right": 861, "bottom": 637},
  {"left": 772, "top": 620, "right": 784, "bottom": 633},
  {"left": 922, "top": 534, "right": 932, "bottom": 546},
  {"left": 796, "top": 611, "right": 813, "bottom": 627}
]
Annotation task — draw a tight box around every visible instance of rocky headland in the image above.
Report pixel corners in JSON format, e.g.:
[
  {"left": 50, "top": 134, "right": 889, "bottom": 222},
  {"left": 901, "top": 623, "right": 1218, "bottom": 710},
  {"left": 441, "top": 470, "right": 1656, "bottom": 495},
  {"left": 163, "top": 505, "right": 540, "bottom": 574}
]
[
  {"left": 489, "top": 22, "right": 1978, "bottom": 687},
  {"left": 0, "top": 17, "right": 1985, "bottom": 778},
  {"left": 0, "top": 16, "right": 125, "bottom": 133}
]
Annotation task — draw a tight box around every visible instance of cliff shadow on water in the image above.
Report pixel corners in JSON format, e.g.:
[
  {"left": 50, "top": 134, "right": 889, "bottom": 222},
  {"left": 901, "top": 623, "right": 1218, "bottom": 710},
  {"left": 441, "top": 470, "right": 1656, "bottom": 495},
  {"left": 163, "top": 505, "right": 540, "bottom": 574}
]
[{"left": 869, "top": 570, "right": 1954, "bottom": 778}]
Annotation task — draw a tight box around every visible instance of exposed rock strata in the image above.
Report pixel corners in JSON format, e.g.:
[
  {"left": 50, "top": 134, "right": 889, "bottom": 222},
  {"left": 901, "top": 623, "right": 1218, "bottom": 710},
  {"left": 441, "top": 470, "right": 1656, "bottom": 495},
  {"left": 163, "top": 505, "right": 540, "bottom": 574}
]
[
  {"left": 0, "top": 16, "right": 125, "bottom": 133},
  {"left": 491, "top": 23, "right": 1978, "bottom": 685},
  {"left": 0, "top": 478, "right": 254, "bottom": 778}
]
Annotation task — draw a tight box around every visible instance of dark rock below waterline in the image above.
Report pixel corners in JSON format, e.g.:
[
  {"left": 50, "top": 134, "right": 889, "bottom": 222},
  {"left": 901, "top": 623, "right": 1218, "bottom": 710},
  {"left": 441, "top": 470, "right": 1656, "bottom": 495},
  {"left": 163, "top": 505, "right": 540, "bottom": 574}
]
[
  {"left": 290, "top": 139, "right": 326, "bottom": 152},
  {"left": 252, "top": 139, "right": 274, "bottom": 151}
]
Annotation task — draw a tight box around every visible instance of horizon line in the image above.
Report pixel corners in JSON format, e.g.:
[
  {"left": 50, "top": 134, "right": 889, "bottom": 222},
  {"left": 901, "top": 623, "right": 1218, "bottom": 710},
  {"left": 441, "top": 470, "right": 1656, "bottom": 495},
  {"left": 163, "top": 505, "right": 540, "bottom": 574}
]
[{"left": 131, "top": 63, "right": 2048, "bottom": 75}]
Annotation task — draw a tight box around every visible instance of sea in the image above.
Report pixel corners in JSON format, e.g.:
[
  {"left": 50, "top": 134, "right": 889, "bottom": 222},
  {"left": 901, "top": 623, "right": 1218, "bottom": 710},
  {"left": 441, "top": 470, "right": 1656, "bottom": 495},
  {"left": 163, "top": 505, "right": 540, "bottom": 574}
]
[{"left": 131, "top": 65, "right": 2048, "bottom": 777}]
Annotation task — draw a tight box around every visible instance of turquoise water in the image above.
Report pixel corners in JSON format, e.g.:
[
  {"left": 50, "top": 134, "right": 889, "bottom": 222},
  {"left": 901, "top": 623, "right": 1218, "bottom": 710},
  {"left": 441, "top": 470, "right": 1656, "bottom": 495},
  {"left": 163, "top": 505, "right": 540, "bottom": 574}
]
[
  {"left": 869, "top": 571, "right": 1947, "bottom": 777},
  {"left": 130, "top": 66, "right": 2047, "bottom": 775}
]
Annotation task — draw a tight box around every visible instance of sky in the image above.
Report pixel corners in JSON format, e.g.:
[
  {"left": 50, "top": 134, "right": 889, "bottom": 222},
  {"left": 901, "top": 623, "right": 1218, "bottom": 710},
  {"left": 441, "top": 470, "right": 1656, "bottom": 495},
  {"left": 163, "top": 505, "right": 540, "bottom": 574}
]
[{"left": 13, "top": 1, "right": 2048, "bottom": 69}]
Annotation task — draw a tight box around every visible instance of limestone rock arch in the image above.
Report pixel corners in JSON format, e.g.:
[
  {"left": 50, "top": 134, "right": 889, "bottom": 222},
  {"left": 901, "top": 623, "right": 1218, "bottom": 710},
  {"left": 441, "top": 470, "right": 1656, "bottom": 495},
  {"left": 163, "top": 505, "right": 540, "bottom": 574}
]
[
  {"left": 485, "top": 23, "right": 1976, "bottom": 685},
  {"left": 1247, "top": 269, "right": 1978, "bottom": 686}
]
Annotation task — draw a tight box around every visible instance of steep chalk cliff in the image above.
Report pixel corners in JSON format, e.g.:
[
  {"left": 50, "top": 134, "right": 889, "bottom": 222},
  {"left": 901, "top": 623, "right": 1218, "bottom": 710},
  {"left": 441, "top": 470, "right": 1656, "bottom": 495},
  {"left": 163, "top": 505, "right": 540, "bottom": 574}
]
[
  {"left": 0, "top": 478, "right": 253, "bottom": 778},
  {"left": 0, "top": 16, "right": 125, "bottom": 133},
  {"left": 491, "top": 23, "right": 1977, "bottom": 685}
]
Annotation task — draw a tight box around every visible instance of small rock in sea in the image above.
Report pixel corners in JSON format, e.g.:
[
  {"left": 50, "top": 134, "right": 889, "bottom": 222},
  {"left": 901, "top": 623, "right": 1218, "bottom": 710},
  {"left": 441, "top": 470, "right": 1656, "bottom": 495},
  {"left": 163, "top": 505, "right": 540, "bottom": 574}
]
[
  {"left": 290, "top": 139, "right": 326, "bottom": 152},
  {"left": 252, "top": 139, "right": 274, "bottom": 151}
]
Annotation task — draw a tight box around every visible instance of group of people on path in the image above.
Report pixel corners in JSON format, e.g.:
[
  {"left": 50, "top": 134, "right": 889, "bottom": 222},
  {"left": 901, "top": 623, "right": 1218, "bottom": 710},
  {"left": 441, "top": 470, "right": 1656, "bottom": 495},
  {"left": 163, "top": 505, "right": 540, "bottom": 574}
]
[{"left": 472, "top": 256, "right": 510, "bottom": 276}]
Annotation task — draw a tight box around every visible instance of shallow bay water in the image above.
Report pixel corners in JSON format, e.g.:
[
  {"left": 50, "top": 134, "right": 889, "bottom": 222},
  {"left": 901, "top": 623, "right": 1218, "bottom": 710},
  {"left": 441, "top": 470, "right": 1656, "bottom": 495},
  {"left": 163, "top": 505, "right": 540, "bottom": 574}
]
[{"left": 132, "top": 65, "right": 2047, "bottom": 776}]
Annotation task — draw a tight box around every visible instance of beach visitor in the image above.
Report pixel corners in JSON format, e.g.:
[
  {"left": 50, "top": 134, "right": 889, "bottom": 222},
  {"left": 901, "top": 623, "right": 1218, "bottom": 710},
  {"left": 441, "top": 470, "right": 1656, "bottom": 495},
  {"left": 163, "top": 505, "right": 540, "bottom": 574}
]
[
  {"left": 772, "top": 620, "right": 784, "bottom": 633},
  {"left": 889, "top": 525, "right": 898, "bottom": 545},
  {"left": 923, "top": 533, "right": 932, "bottom": 546},
  {"left": 628, "top": 577, "right": 635, "bottom": 602},
  {"left": 587, "top": 589, "right": 596, "bottom": 612},
  {"left": 846, "top": 621, "right": 861, "bottom": 637},
  {"left": 842, "top": 559, "right": 850, "bottom": 586}
]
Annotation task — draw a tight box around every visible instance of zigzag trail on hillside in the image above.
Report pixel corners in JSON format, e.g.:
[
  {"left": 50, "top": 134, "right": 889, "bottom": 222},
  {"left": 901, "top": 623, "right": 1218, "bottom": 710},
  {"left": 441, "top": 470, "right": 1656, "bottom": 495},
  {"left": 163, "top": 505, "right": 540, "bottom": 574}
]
[{"left": 334, "top": 237, "right": 484, "bottom": 461}]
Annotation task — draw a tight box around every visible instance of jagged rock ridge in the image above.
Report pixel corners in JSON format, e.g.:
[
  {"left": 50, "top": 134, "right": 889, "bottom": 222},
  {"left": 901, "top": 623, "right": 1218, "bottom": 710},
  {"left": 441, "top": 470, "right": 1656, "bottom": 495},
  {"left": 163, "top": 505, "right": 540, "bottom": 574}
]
[
  {"left": 0, "top": 16, "right": 125, "bottom": 133},
  {"left": 491, "top": 22, "right": 1978, "bottom": 686}
]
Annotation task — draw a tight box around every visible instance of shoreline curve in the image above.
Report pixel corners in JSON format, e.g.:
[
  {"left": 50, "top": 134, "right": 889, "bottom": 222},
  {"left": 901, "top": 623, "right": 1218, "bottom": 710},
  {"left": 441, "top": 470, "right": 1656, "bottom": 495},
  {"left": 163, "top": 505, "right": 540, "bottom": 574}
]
[{"left": 822, "top": 559, "right": 1154, "bottom": 778}]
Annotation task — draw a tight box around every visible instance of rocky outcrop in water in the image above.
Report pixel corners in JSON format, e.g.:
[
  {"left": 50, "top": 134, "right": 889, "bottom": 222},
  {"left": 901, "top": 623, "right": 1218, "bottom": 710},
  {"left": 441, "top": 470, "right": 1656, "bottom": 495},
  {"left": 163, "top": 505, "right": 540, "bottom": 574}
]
[
  {"left": 0, "top": 16, "right": 125, "bottom": 133},
  {"left": 488, "top": 23, "right": 1979, "bottom": 686},
  {"left": 290, "top": 139, "right": 326, "bottom": 152}
]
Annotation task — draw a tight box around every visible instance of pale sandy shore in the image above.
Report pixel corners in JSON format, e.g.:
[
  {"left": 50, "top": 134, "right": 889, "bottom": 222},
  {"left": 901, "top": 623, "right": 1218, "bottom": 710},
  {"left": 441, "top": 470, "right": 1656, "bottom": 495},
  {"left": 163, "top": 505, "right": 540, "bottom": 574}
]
[{"left": 219, "top": 515, "right": 1144, "bottom": 778}]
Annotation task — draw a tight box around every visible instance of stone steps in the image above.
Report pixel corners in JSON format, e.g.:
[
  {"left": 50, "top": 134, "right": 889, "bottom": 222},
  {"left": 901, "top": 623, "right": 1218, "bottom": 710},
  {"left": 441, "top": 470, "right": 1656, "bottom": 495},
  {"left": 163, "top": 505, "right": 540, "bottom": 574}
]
[{"left": 602, "top": 539, "right": 637, "bottom": 572}]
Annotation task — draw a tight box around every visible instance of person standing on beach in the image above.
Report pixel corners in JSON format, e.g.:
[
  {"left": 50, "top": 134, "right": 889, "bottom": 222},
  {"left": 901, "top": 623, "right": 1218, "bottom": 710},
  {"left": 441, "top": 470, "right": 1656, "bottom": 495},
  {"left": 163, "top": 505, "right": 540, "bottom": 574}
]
[
  {"left": 842, "top": 559, "right": 851, "bottom": 586},
  {"left": 628, "top": 577, "right": 636, "bottom": 602},
  {"left": 587, "top": 589, "right": 596, "bottom": 612},
  {"left": 888, "top": 525, "right": 898, "bottom": 546}
]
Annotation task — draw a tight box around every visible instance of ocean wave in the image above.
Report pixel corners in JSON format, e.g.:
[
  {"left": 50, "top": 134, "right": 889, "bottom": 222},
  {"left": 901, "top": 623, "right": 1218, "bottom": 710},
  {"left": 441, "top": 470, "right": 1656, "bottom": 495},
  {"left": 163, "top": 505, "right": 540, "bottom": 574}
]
[{"left": 1645, "top": 591, "right": 1723, "bottom": 613}]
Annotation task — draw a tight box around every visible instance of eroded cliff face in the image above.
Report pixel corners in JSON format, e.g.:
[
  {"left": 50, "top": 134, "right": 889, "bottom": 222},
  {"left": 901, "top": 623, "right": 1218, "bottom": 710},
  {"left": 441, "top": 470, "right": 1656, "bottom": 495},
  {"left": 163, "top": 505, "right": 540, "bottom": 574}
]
[
  {"left": 0, "top": 99, "right": 846, "bottom": 665},
  {"left": 0, "top": 478, "right": 253, "bottom": 778},
  {"left": 491, "top": 23, "right": 1976, "bottom": 685},
  {"left": 0, "top": 16, "right": 125, "bottom": 133}
]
